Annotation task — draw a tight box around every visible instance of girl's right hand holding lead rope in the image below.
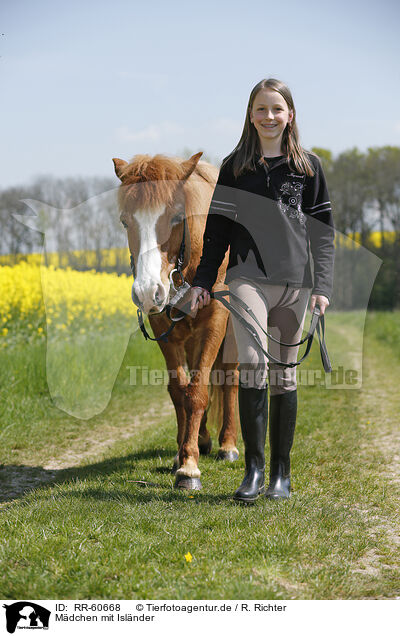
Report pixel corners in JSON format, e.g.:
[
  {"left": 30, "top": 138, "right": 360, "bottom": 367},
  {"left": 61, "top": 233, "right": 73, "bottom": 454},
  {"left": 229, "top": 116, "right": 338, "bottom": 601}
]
[{"left": 190, "top": 286, "right": 211, "bottom": 312}]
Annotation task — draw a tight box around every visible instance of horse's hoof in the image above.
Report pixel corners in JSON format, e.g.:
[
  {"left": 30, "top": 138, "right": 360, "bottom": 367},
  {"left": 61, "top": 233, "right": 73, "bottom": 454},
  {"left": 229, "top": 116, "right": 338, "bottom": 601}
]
[
  {"left": 217, "top": 449, "right": 239, "bottom": 462},
  {"left": 198, "top": 437, "right": 212, "bottom": 456},
  {"left": 174, "top": 474, "right": 202, "bottom": 490}
]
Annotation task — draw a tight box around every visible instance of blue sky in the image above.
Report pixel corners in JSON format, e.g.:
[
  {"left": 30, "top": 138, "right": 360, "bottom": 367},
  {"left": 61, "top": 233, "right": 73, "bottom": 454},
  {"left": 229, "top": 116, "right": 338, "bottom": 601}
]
[{"left": 1, "top": 0, "right": 399, "bottom": 189}]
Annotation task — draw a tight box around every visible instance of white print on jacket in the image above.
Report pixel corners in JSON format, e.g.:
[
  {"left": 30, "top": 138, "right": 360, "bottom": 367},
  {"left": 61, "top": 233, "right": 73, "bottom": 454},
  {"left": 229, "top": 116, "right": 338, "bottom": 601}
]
[{"left": 277, "top": 181, "right": 306, "bottom": 226}]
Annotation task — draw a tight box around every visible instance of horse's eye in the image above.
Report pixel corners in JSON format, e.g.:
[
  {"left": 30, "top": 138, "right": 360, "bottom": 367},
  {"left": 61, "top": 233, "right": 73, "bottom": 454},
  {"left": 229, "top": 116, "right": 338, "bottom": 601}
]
[
  {"left": 171, "top": 214, "right": 184, "bottom": 226},
  {"left": 121, "top": 219, "right": 128, "bottom": 229}
]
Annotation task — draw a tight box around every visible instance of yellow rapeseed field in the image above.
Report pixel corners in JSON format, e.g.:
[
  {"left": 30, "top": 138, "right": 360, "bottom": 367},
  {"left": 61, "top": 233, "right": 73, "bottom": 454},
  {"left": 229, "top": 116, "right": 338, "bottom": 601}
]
[
  {"left": 0, "top": 247, "right": 130, "bottom": 268},
  {"left": 0, "top": 260, "right": 135, "bottom": 347}
]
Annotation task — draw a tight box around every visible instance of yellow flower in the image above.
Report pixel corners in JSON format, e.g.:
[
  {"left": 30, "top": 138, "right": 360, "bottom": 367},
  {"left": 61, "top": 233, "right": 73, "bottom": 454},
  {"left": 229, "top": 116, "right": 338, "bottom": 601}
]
[{"left": 184, "top": 552, "right": 193, "bottom": 563}]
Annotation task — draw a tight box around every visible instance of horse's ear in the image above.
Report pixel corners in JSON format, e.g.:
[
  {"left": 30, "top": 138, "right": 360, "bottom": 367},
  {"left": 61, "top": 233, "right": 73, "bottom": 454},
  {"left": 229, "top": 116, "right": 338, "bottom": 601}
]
[
  {"left": 112, "top": 158, "right": 129, "bottom": 181},
  {"left": 181, "top": 151, "right": 203, "bottom": 181}
]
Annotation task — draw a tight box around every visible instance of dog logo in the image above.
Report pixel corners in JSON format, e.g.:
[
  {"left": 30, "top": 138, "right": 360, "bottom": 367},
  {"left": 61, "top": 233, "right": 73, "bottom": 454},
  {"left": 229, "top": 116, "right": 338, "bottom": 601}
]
[{"left": 3, "top": 602, "right": 51, "bottom": 633}]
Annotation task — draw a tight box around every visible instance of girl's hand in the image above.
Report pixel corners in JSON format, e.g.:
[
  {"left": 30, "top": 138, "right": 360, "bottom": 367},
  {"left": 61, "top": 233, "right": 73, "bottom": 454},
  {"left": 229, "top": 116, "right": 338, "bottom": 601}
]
[
  {"left": 309, "top": 294, "right": 329, "bottom": 315},
  {"left": 190, "top": 286, "right": 211, "bottom": 312}
]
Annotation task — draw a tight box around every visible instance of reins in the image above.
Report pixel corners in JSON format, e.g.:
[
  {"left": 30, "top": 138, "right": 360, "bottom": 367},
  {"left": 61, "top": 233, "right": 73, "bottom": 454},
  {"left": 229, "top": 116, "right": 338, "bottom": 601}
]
[
  {"left": 135, "top": 276, "right": 331, "bottom": 371},
  {"left": 209, "top": 289, "right": 332, "bottom": 372}
]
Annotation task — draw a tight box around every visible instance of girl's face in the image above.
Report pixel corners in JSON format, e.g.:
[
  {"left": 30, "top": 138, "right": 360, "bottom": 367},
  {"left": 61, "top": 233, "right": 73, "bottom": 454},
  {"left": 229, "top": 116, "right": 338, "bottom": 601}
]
[{"left": 249, "top": 88, "right": 293, "bottom": 147}]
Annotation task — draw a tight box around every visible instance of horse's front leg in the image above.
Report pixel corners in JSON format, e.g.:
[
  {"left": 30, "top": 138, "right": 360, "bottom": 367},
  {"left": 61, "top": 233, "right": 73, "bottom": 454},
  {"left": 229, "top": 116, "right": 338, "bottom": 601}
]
[
  {"left": 174, "top": 366, "right": 211, "bottom": 490},
  {"left": 168, "top": 363, "right": 189, "bottom": 473},
  {"left": 150, "top": 317, "right": 189, "bottom": 473},
  {"left": 175, "top": 315, "right": 228, "bottom": 490}
]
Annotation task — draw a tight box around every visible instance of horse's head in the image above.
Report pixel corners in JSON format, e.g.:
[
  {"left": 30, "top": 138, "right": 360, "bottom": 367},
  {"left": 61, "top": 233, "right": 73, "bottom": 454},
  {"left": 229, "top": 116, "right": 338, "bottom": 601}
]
[{"left": 113, "top": 152, "right": 203, "bottom": 314}]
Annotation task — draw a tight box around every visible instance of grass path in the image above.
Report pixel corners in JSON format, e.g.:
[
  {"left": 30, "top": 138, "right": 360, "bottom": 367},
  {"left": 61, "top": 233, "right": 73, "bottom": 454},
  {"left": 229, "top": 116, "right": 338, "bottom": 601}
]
[
  {"left": 0, "top": 395, "right": 174, "bottom": 503},
  {"left": 345, "top": 324, "right": 399, "bottom": 585},
  {"left": 0, "top": 314, "right": 399, "bottom": 599}
]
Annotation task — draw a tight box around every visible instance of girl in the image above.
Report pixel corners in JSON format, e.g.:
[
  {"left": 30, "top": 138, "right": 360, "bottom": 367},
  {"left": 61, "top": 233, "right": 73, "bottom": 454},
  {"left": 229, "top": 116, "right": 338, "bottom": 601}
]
[{"left": 189, "top": 78, "right": 335, "bottom": 502}]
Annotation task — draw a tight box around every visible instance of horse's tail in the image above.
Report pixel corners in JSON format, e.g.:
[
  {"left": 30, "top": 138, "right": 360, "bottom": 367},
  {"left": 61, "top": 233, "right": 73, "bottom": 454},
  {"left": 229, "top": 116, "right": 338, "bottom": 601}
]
[
  {"left": 205, "top": 328, "right": 240, "bottom": 444},
  {"left": 205, "top": 377, "right": 223, "bottom": 433}
]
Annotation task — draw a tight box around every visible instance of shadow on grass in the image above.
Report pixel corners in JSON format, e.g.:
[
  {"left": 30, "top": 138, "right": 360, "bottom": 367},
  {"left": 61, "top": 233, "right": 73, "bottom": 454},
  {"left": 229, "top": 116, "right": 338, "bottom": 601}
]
[
  {"left": 52, "top": 488, "right": 237, "bottom": 505},
  {"left": 0, "top": 448, "right": 240, "bottom": 505}
]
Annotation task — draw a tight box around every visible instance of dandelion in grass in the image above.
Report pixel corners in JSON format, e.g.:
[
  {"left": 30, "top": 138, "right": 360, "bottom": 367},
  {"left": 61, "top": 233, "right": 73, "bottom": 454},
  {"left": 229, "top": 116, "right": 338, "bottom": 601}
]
[{"left": 184, "top": 552, "right": 193, "bottom": 563}]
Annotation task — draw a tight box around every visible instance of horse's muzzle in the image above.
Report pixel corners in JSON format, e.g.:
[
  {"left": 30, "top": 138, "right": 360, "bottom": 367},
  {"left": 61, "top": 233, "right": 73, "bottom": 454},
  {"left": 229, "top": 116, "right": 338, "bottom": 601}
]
[{"left": 131, "top": 282, "right": 168, "bottom": 314}]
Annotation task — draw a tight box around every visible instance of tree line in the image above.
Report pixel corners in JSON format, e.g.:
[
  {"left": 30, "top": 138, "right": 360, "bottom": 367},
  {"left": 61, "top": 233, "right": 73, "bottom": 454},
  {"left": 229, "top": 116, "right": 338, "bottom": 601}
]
[{"left": 315, "top": 146, "right": 400, "bottom": 309}]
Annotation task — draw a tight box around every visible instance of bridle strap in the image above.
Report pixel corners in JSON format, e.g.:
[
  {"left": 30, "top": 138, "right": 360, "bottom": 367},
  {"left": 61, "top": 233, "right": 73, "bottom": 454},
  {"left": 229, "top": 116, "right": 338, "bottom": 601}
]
[
  {"left": 136, "top": 307, "right": 177, "bottom": 343},
  {"left": 130, "top": 253, "right": 135, "bottom": 277},
  {"left": 175, "top": 214, "right": 186, "bottom": 271}
]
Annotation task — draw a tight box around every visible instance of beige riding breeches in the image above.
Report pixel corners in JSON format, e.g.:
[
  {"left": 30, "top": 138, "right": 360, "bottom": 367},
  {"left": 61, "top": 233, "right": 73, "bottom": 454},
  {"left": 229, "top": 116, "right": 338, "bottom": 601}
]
[{"left": 222, "top": 278, "right": 312, "bottom": 395}]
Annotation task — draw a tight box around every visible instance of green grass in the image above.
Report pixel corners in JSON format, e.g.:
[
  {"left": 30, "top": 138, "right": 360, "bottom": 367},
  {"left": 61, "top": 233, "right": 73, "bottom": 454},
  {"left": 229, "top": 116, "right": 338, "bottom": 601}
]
[
  {"left": 0, "top": 313, "right": 399, "bottom": 599},
  {"left": 365, "top": 310, "right": 400, "bottom": 356}
]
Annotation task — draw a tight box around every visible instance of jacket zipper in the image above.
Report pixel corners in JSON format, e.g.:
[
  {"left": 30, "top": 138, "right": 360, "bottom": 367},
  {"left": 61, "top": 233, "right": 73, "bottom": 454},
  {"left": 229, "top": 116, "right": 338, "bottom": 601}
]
[
  {"left": 261, "top": 163, "right": 271, "bottom": 189},
  {"left": 260, "top": 157, "right": 286, "bottom": 190}
]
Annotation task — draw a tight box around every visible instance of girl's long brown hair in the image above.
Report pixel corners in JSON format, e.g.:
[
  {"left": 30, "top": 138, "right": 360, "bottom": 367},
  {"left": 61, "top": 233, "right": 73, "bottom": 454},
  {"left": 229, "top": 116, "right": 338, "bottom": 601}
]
[{"left": 222, "top": 78, "right": 317, "bottom": 178}]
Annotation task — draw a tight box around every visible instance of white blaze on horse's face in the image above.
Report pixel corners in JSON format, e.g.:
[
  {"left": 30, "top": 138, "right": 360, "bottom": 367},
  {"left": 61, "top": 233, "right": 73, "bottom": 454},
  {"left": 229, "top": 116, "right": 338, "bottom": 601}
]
[{"left": 131, "top": 205, "right": 170, "bottom": 314}]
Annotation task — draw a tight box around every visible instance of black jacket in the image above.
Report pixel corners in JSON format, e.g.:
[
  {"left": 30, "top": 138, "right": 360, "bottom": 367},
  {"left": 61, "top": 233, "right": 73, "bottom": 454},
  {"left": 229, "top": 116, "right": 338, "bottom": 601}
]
[{"left": 192, "top": 150, "right": 335, "bottom": 300}]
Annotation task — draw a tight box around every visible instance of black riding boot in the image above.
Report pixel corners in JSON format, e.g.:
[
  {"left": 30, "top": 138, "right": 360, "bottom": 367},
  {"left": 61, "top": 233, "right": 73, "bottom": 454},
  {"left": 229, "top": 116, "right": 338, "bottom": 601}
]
[
  {"left": 265, "top": 389, "right": 297, "bottom": 500},
  {"left": 233, "top": 383, "right": 268, "bottom": 503}
]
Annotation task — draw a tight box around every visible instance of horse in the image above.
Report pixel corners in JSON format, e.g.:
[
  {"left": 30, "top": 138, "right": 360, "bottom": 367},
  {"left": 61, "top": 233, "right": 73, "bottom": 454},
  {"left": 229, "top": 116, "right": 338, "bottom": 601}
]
[{"left": 112, "top": 151, "right": 239, "bottom": 490}]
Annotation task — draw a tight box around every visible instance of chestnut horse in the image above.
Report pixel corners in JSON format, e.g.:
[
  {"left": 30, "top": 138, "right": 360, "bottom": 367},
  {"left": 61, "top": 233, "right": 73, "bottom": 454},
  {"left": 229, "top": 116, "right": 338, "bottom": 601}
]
[{"left": 112, "top": 152, "right": 239, "bottom": 490}]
